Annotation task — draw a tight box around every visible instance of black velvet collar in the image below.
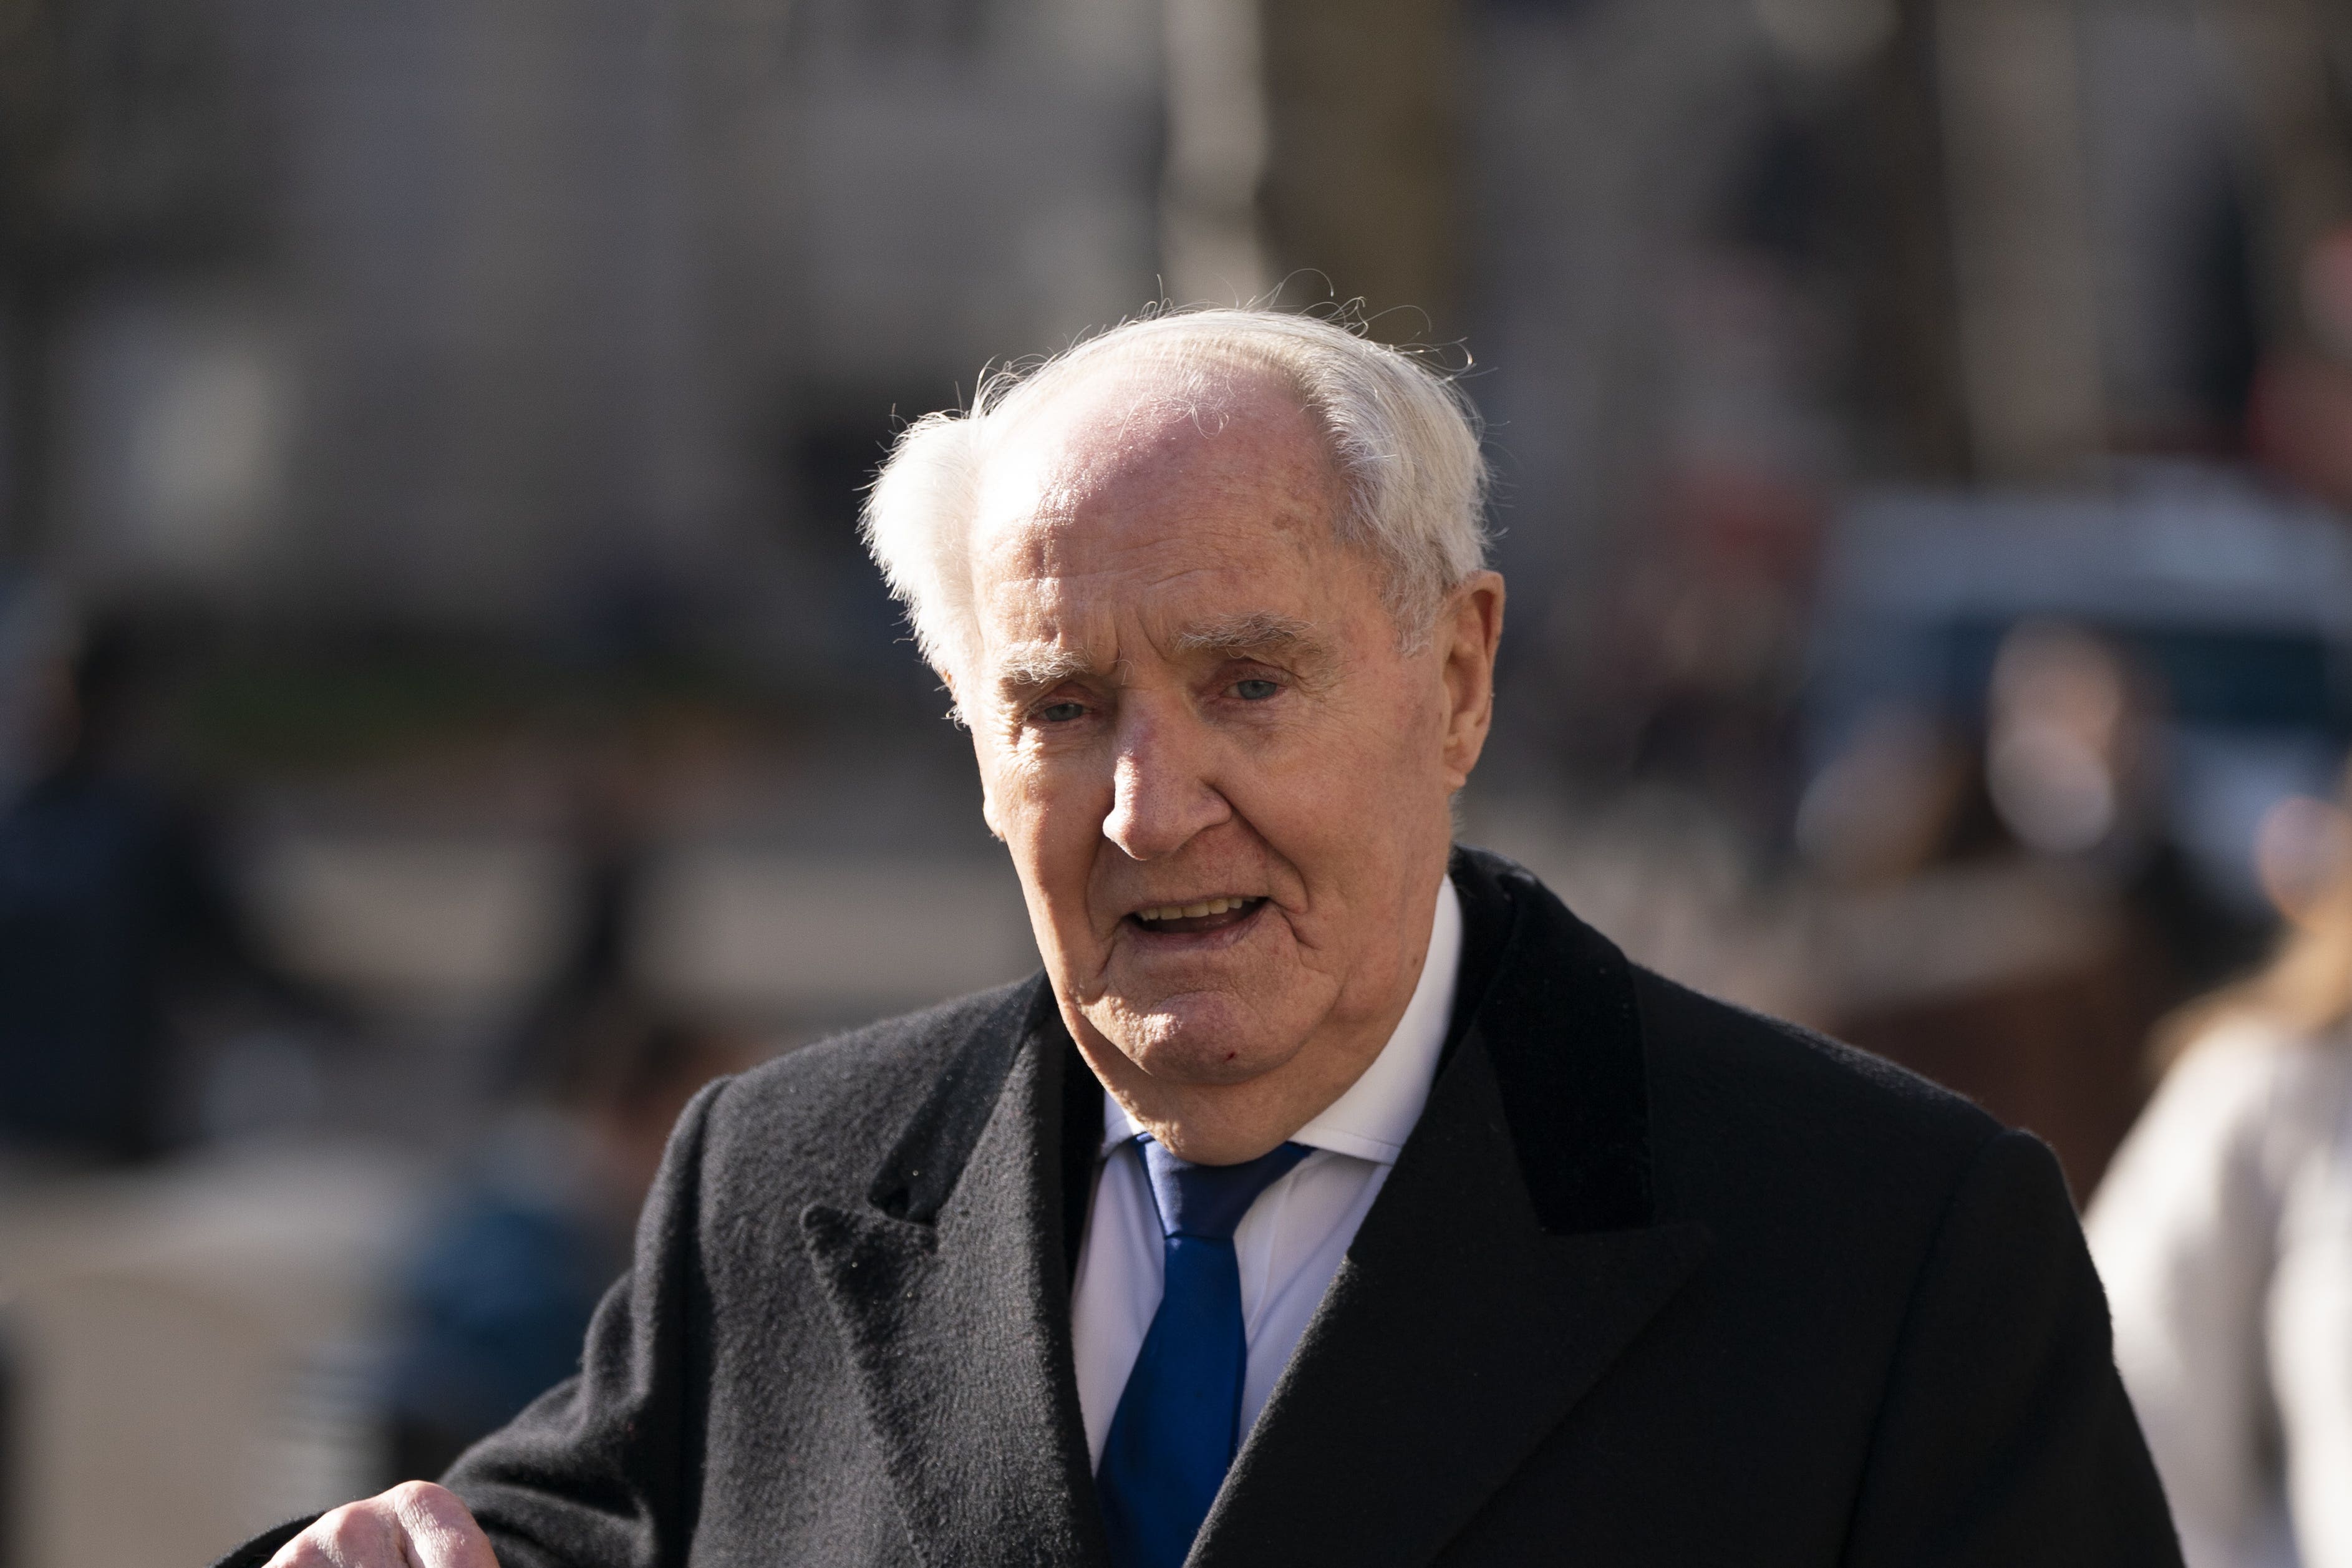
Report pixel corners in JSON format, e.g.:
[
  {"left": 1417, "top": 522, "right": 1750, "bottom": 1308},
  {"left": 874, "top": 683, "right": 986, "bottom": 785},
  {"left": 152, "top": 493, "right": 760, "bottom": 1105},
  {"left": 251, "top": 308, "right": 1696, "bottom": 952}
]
[
  {"left": 1058, "top": 1015, "right": 1102, "bottom": 1271},
  {"left": 866, "top": 844, "right": 1657, "bottom": 1262},
  {"left": 1446, "top": 844, "right": 1654, "bottom": 1234}
]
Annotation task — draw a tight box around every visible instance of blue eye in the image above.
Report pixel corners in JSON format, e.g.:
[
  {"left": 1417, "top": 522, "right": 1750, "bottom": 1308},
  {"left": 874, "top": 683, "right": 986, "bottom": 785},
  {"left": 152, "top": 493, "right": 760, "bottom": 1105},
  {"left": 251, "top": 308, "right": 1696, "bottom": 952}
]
[
  {"left": 1234, "top": 679, "right": 1279, "bottom": 700},
  {"left": 1038, "top": 702, "right": 1086, "bottom": 723}
]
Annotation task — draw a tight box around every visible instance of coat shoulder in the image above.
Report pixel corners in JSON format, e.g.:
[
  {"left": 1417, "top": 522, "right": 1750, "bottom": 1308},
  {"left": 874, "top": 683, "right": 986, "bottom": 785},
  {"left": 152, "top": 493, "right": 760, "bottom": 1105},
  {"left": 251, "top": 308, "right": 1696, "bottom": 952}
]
[
  {"left": 1638, "top": 967, "right": 2000, "bottom": 1145},
  {"left": 692, "top": 975, "right": 1045, "bottom": 1198},
  {"left": 1456, "top": 846, "right": 2012, "bottom": 1229},
  {"left": 1631, "top": 966, "right": 2009, "bottom": 1218}
]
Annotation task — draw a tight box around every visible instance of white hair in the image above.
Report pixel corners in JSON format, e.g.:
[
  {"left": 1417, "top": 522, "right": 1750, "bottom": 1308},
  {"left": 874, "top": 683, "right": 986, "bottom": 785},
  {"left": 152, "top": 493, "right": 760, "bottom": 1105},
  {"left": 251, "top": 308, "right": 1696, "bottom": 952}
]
[{"left": 858, "top": 307, "right": 1491, "bottom": 678}]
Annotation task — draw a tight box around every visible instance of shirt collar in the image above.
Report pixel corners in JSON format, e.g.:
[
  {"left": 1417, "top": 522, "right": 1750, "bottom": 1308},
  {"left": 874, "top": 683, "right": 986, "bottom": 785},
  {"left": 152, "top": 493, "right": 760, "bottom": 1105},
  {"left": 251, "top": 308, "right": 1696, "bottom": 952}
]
[{"left": 1099, "top": 874, "right": 1464, "bottom": 1166}]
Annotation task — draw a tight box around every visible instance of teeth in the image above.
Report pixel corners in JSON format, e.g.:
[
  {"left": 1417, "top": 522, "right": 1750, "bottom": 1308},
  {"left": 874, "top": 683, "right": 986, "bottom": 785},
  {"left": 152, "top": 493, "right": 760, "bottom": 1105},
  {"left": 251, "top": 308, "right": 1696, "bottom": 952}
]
[{"left": 1138, "top": 896, "right": 1252, "bottom": 922}]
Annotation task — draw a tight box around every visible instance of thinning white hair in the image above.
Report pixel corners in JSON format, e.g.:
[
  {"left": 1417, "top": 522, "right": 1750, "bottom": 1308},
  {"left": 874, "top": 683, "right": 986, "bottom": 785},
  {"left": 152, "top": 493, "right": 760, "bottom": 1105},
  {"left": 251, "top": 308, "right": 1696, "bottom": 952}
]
[{"left": 859, "top": 307, "right": 1492, "bottom": 679}]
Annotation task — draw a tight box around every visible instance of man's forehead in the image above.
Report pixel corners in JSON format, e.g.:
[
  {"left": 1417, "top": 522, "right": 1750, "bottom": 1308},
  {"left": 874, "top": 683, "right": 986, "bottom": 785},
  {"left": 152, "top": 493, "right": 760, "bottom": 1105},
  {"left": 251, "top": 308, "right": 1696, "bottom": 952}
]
[
  {"left": 961, "top": 361, "right": 1362, "bottom": 690},
  {"left": 969, "top": 493, "right": 1342, "bottom": 644}
]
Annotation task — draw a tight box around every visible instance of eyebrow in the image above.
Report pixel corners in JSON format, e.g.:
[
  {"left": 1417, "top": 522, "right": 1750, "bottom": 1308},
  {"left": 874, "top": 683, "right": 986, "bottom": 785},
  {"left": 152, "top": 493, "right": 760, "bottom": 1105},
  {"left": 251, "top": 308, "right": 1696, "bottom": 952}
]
[
  {"left": 992, "top": 643, "right": 1098, "bottom": 692},
  {"left": 1168, "top": 611, "right": 1321, "bottom": 660},
  {"left": 988, "top": 611, "right": 1330, "bottom": 696}
]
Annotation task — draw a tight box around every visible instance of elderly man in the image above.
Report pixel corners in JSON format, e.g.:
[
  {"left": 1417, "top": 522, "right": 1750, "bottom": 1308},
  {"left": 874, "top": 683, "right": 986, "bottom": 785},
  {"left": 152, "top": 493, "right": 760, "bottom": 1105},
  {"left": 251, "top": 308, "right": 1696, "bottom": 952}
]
[{"left": 224, "top": 309, "right": 2178, "bottom": 1568}]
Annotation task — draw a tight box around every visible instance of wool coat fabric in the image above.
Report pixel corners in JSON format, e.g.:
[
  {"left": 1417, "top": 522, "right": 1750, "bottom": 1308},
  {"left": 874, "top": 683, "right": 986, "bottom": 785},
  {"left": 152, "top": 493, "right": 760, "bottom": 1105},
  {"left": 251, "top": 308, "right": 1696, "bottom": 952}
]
[{"left": 215, "top": 848, "right": 2180, "bottom": 1567}]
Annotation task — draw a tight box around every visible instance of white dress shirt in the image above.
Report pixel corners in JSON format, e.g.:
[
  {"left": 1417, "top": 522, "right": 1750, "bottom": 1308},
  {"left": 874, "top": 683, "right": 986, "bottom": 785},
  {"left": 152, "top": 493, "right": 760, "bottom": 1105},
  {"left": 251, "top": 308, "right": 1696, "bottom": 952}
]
[{"left": 1068, "top": 876, "right": 1464, "bottom": 1466}]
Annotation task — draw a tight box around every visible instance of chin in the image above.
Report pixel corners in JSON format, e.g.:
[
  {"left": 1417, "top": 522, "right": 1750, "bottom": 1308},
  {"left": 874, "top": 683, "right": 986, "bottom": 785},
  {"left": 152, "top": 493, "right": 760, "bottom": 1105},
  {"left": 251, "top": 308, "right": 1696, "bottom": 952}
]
[{"left": 1096, "top": 990, "right": 1303, "bottom": 1087}]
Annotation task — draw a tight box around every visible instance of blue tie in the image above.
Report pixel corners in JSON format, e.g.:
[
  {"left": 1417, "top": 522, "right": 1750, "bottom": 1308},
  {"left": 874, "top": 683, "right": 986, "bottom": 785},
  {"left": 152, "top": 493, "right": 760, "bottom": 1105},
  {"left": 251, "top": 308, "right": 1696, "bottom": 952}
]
[{"left": 1096, "top": 1136, "right": 1312, "bottom": 1568}]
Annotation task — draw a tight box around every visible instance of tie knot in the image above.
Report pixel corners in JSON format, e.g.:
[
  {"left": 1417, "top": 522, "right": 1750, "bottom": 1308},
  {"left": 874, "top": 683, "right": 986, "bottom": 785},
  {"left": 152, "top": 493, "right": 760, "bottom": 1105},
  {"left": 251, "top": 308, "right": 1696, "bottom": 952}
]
[{"left": 1135, "top": 1138, "right": 1310, "bottom": 1241}]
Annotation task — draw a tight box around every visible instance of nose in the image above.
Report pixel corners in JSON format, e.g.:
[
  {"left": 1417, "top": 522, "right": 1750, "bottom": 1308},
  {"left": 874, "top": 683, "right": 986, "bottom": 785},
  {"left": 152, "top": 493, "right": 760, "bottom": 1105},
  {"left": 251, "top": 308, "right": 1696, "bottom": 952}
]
[{"left": 1102, "top": 707, "right": 1231, "bottom": 859}]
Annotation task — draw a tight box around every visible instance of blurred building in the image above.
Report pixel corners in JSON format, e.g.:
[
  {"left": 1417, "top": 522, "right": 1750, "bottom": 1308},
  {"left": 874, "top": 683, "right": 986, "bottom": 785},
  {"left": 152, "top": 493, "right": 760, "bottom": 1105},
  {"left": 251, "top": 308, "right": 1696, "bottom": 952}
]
[{"left": 4, "top": 0, "right": 1166, "bottom": 657}]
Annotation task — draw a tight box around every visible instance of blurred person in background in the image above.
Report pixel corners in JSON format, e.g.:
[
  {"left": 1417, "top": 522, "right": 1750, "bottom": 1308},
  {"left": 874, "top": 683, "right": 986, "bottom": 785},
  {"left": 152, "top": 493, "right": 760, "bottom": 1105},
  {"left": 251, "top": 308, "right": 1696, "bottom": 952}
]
[
  {"left": 225, "top": 309, "right": 2174, "bottom": 1568},
  {"left": 496, "top": 712, "right": 658, "bottom": 1100},
  {"left": 2091, "top": 764, "right": 2352, "bottom": 1568},
  {"left": 380, "top": 720, "right": 752, "bottom": 1481},
  {"left": 0, "top": 610, "right": 339, "bottom": 1165},
  {"left": 1981, "top": 622, "right": 2257, "bottom": 999},
  {"left": 1803, "top": 618, "right": 2217, "bottom": 953},
  {"left": 1793, "top": 618, "right": 2257, "bottom": 1194},
  {"left": 379, "top": 1004, "right": 756, "bottom": 1483}
]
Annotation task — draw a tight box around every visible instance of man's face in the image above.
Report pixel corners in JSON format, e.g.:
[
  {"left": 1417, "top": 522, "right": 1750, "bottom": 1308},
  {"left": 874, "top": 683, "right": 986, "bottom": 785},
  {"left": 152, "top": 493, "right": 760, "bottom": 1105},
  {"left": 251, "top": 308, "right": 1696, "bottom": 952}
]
[{"left": 957, "top": 364, "right": 1498, "bottom": 1151}]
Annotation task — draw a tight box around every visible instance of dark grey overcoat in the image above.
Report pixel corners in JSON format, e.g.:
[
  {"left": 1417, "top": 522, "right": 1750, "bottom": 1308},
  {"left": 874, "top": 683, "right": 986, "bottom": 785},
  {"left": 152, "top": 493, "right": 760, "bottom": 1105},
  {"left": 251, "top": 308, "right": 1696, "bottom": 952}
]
[{"left": 216, "top": 848, "right": 2180, "bottom": 1567}]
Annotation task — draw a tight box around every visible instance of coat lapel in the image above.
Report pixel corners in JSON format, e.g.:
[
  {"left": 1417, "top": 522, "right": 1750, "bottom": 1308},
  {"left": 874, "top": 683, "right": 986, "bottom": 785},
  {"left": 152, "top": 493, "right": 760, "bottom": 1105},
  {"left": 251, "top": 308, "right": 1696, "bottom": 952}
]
[
  {"left": 801, "top": 980, "right": 1110, "bottom": 1568},
  {"left": 1192, "top": 851, "right": 1713, "bottom": 1567}
]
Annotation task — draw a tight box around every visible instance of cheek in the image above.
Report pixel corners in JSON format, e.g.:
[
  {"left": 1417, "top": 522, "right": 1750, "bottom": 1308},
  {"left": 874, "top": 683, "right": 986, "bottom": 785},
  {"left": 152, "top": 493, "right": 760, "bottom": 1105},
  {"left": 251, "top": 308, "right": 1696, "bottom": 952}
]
[
  {"left": 992, "top": 757, "right": 1114, "bottom": 919},
  {"left": 1319, "top": 680, "right": 1447, "bottom": 805},
  {"left": 1255, "top": 697, "right": 1447, "bottom": 888}
]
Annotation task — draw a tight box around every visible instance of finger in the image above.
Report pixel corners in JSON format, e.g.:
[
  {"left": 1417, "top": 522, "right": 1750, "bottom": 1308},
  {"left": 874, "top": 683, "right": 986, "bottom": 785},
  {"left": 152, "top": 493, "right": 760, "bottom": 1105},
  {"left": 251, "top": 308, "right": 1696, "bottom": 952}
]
[
  {"left": 384, "top": 1480, "right": 500, "bottom": 1568},
  {"left": 266, "top": 1500, "right": 401, "bottom": 1567}
]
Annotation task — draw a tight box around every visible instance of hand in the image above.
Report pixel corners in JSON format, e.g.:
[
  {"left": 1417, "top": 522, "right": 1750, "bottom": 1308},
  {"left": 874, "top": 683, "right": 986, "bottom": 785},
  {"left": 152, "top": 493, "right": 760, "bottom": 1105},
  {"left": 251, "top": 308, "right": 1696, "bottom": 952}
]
[{"left": 265, "top": 1481, "right": 497, "bottom": 1567}]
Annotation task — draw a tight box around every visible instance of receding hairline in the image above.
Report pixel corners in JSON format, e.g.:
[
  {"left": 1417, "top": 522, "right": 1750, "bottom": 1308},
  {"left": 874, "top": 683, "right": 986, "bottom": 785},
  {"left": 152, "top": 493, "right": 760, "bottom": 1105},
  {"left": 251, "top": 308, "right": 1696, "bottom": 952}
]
[
  {"left": 859, "top": 306, "right": 1493, "bottom": 684},
  {"left": 956, "top": 364, "right": 1353, "bottom": 627},
  {"left": 974, "top": 342, "right": 1342, "bottom": 494}
]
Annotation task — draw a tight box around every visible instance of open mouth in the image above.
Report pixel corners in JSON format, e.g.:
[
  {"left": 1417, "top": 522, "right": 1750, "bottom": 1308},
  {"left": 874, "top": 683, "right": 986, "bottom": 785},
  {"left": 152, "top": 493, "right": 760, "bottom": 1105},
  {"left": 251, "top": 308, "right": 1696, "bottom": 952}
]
[{"left": 1126, "top": 895, "right": 1267, "bottom": 936}]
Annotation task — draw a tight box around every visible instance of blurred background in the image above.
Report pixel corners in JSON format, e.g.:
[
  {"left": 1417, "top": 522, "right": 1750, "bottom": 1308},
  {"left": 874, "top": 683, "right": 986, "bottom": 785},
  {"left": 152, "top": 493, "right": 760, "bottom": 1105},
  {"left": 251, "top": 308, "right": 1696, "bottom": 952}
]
[{"left": 4, "top": 0, "right": 2352, "bottom": 1561}]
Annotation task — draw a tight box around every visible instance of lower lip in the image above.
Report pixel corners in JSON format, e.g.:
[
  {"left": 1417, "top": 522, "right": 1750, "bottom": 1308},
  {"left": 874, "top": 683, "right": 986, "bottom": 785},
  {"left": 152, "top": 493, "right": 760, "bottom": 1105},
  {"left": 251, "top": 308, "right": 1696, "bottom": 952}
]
[{"left": 1123, "top": 898, "right": 1269, "bottom": 946}]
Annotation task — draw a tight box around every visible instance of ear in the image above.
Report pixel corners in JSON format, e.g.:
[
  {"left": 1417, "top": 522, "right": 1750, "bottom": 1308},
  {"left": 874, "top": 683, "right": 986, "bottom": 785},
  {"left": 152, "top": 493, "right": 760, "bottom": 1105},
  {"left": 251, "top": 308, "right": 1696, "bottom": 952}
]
[
  {"left": 1436, "top": 571, "right": 1505, "bottom": 792},
  {"left": 977, "top": 747, "right": 1007, "bottom": 841},
  {"left": 947, "top": 667, "right": 1011, "bottom": 842}
]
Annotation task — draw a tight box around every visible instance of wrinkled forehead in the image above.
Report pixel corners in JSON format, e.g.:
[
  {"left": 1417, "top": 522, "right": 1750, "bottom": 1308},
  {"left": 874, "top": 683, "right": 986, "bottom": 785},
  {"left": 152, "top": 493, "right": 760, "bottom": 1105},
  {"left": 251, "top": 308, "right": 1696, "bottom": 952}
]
[{"left": 962, "top": 361, "right": 1357, "bottom": 664}]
